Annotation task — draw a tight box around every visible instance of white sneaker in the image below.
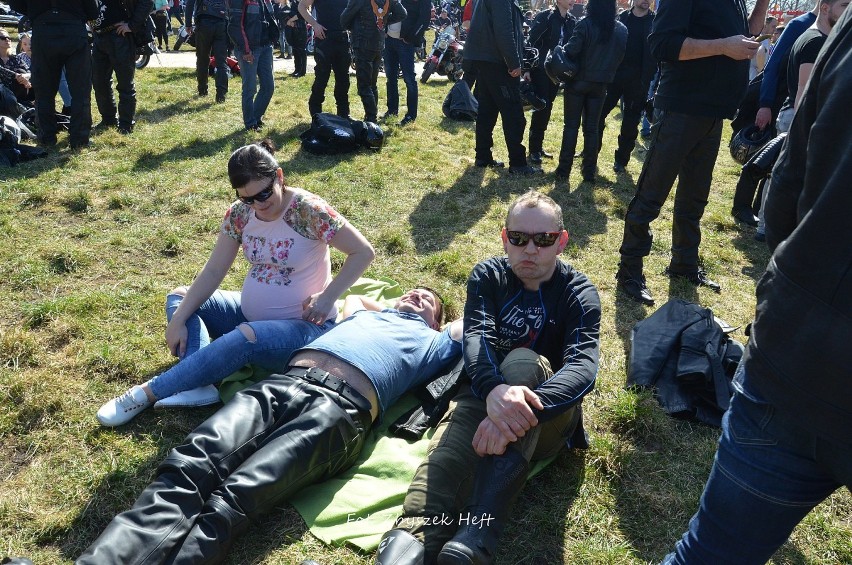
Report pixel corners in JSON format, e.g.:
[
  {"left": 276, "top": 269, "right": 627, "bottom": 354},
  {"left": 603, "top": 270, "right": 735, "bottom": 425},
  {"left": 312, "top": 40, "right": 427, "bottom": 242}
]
[
  {"left": 97, "top": 385, "right": 153, "bottom": 427},
  {"left": 153, "top": 385, "right": 221, "bottom": 409}
]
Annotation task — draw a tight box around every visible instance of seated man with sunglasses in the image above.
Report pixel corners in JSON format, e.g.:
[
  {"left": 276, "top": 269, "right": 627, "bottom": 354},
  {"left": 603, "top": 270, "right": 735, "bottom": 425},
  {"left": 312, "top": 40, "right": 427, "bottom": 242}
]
[{"left": 377, "top": 190, "right": 601, "bottom": 564}]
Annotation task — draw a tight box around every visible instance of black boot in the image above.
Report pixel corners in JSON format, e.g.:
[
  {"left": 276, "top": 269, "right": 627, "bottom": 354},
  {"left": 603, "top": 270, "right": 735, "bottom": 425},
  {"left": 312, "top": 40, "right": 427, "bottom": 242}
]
[
  {"left": 376, "top": 529, "right": 426, "bottom": 564},
  {"left": 436, "top": 448, "right": 529, "bottom": 565}
]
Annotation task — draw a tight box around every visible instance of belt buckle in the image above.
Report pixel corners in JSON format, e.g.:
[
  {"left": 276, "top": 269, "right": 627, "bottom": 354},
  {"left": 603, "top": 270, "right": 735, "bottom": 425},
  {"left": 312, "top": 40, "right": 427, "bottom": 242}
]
[{"left": 302, "top": 367, "right": 326, "bottom": 386}]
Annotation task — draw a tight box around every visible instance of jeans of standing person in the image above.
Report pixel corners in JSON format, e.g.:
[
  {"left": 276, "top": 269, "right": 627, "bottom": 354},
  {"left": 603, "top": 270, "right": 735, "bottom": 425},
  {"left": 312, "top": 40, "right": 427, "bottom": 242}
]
[
  {"left": 30, "top": 15, "right": 92, "bottom": 146},
  {"left": 619, "top": 109, "right": 723, "bottom": 274},
  {"left": 383, "top": 36, "right": 418, "bottom": 119},
  {"left": 58, "top": 68, "right": 72, "bottom": 109},
  {"left": 146, "top": 290, "right": 334, "bottom": 400},
  {"left": 472, "top": 60, "right": 527, "bottom": 168},
  {"left": 235, "top": 45, "right": 274, "bottom": 128},
  {"left": 596, "top": 73, "right": 648, "bottom": 167},
  {"left": 308, "top": 35, "right": 351, "bottom": 117},
  {"left": 92, "top": 32, "right": 138, "bottom": 130},
  {"left": 663, "top": 364, "right": 852, "bottom": 564}
]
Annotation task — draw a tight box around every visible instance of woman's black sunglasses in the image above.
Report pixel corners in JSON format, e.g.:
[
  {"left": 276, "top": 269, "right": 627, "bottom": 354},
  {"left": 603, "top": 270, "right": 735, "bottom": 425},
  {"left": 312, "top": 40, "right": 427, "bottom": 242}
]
[
  {"left": 236, "top": 178, "right": 275, "bottom": 205},
  {"left": 506, "top": 230, "right": 561, "bottom": 247}
]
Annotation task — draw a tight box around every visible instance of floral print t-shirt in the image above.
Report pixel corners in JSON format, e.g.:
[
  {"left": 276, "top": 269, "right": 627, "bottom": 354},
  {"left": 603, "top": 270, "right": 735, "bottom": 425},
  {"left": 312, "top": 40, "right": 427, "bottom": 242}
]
[{"left": 221, "top": 189, "right": 346, "bottom": 321}]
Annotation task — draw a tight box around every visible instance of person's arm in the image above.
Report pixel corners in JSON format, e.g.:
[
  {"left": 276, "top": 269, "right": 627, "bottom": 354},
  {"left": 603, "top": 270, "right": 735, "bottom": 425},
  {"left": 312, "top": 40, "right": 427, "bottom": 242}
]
[
  {"left": 185, "top": 0, "right": 197, "bottom": 28},
  {"left": 301, "top": 222, "right": 375, "bottom": 324},
  {"left": 747, "top": 0, "right": 770, "bottom": 37},
  {"left": 298, "top": 0, "right": 325, "bottom": 37},
  {"left": 528, "top": 282, "right": 601, "bottom": 423},
  {"left": 387, "top": 0, "right": 406, "bottom": 27},
  {"left": 339, "top": 0, "right": 358, "bottom": 32},
  {"left": 165, "top": 231, "right": 241, "bottom": 358},
  {"left": 793, "top": 62, "right": 814, "bottom": 110},
  {"left": 229, "top": 0, "right": 254, "bottom": 62},
  {"left": 340, "top": 294, "right": 383, "bottom": 318},
  {"left": 489, "top": 0, "right": 522, "bottom": 74},
  {"left": 678, "top": 35, "right": 759, "bottom": 61},
  {"left": 128, "top": 0, "right": 155, "bottom": 33}
]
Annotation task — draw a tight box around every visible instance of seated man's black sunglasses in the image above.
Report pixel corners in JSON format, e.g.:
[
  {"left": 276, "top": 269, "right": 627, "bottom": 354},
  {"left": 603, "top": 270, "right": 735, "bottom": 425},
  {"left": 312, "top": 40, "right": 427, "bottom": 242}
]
[{"left": 505, "top": 230, "right": 561, "bottom": 248}]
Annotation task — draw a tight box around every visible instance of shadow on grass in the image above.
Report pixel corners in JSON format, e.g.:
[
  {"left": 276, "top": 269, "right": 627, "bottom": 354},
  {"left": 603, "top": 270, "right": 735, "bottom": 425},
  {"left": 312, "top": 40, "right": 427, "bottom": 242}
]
[
  {"left": 551, "top": 176, "right": 609, "bottom": 250},
  {"left": 58, "top": 408, "right": 216, "bottom": 560},
  {"left": 408, "top": 164, "right": 499, "bottom": 254},
  {"left": 731, "top": 230, "right": 772, "bottom": 282},
  {"left": 497, "top": 450, "right": 586, "bottom": 564},
  {"left": 130, "top": 129, "right": 254, "bottom": 172}
]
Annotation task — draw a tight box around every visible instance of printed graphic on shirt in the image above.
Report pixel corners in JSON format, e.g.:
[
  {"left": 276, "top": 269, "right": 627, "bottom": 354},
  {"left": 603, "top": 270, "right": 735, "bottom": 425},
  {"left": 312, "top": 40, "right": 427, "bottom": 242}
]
[
  {"left": 497, "top": 293, "right": 544, "bottom": 351},
  {"left": 244, "top": 235, "right": 296, "bottom": 285}
]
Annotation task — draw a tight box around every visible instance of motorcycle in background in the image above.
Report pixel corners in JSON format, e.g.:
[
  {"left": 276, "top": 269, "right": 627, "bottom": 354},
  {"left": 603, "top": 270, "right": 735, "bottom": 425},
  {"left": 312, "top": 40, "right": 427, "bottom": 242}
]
[{"left": 420, "top": 25, "right": 463, "bottom": 84}]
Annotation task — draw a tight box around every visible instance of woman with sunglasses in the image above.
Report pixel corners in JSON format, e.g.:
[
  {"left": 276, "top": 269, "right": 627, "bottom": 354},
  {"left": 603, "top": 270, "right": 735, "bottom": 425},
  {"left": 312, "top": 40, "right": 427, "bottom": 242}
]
[{"left": 97, "top": 140, "right": 375, "bottom": 426}]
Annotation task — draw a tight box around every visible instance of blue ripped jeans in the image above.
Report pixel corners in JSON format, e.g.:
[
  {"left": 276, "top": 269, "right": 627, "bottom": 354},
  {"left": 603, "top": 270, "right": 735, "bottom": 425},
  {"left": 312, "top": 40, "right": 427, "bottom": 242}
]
[
  {"left": 663, "top": 364, "right": 852, "bottom": 565},
  {"left": 147, "top": 290, "right": 334, "bottom": 400}
]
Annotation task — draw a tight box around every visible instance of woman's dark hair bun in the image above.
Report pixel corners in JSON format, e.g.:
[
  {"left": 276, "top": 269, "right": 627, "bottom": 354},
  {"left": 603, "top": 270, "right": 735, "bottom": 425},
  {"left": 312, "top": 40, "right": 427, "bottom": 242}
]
[{"left": 258, "top": 138, "right": 277, "bottom": 155}]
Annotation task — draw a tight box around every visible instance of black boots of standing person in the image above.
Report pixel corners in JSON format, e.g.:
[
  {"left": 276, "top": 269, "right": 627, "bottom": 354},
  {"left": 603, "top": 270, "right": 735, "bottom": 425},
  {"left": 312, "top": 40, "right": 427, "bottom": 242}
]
[
  {"left": 375, "top": 528, "right": 427, "bottom": 564},
  {"left": 436, "top": 448, "right": 530, "bottom": 565}
]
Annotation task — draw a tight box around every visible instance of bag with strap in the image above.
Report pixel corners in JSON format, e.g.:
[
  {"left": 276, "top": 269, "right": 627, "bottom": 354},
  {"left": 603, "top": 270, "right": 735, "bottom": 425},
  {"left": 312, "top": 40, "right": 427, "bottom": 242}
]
[{"left": 442, "top": 80, "right": 478, "bottom": 121}]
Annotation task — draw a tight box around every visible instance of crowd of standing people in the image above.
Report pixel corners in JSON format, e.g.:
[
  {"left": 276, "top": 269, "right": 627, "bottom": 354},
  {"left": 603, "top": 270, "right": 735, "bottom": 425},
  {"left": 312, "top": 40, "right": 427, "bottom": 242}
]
[{"left": 2, "top": 0, "right": 851, "bottom": 564}]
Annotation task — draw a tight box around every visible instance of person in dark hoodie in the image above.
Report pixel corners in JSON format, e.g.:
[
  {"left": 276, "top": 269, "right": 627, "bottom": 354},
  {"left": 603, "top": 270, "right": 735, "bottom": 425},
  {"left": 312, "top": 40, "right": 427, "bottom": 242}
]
[
  {"left": 663, "top": 6, "right": 852, "bottom": 563},
  {"left": 341, "top": 0, "right": 406, "bottom": 123},
  {"left": 525, "top": 0, "right": 576, "bottom": 165},
  {"left": 553, "top": 0, "right": 627, "bottom": 183},
  {"left": 382, "top": 0, "right": 430, "bottom": 125}
]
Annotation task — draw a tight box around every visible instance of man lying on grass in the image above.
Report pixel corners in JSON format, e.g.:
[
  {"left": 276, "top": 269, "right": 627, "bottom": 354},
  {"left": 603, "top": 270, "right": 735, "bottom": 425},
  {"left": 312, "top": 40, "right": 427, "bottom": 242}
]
[{"left": 76, "top": 288, "right": 462, "bottom": 564}]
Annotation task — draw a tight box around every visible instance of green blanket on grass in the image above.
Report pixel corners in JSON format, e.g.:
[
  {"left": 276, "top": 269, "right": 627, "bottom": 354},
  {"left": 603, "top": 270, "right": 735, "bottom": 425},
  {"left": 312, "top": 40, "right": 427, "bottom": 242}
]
[{"left": 216, "top": 277, "right": 554, "bottom": 553}]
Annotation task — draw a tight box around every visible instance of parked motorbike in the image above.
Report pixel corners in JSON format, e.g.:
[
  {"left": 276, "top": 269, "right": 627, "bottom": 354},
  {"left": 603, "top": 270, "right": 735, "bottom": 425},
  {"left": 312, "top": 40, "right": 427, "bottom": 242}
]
[{"left": 420, "top": 25, "right": 463, "bottom": 84}]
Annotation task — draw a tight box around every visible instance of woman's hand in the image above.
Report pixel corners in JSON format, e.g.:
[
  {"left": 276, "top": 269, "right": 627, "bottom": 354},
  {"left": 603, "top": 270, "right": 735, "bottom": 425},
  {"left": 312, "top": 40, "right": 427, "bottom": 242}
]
[
  {"left": 302, "top": 292, "right": 334, "bottom": 325},
  {"left": 165, "top": 319, "right": 189, "bottom": 358}
]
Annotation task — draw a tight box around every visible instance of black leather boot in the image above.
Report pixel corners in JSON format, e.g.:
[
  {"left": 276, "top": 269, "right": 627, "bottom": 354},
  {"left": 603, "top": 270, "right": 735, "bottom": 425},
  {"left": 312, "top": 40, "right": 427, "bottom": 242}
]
[
  {"left": 376, "top": 529, "right": 426, "bottom": 564},
  {"left": 436, "top": 448, "right": 529, "bottom": 565}
]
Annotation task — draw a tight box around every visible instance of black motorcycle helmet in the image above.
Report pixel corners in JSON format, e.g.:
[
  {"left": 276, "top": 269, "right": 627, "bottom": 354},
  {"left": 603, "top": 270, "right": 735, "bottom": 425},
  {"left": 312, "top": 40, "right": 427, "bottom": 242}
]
[
  {"left": 544, "top": 45, "right": 579, "bottom": 86},
  {"left": 729, "top": 124, "right": 774, "bottom": 165},
  {"left": 519, "top": 81, "right": 547, "bottom": 112},
  {"left": 352, "top": 120, "right": 384, "bottom": 150}
]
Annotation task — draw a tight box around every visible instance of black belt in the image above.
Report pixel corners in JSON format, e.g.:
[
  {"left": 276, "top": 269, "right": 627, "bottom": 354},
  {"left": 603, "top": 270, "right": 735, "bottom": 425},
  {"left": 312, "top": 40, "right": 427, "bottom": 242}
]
[{"left": 285, "top": 366, "right": 372, "bottom": 414}]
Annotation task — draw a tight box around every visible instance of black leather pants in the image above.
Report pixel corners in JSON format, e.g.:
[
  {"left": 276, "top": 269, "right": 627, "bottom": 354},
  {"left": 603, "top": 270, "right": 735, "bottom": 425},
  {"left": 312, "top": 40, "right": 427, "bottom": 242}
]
[{"left": 77, "top": 374, "right": 371, "bottom": 565}]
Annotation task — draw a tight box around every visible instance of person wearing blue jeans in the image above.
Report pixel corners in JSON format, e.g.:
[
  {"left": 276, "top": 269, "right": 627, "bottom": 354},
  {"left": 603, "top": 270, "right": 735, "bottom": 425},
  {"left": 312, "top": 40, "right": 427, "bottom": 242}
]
[
  {"left": 96, "top": 141, "right": 374, "bottom": 427},
  {"left": 664, "top": 8, "right": 852, "bottom": 562},
  {"left": 229, "top": 0, "right": 278, "bottom": 130},
  {"left": 382, "top": 0, "right": 430, "bottom": 125}
]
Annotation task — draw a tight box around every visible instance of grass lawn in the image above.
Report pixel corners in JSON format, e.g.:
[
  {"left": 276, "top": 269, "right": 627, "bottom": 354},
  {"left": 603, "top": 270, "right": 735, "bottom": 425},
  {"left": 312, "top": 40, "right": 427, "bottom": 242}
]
[{"left": 0, "top": 67, "right": 849, "bottom": 564}]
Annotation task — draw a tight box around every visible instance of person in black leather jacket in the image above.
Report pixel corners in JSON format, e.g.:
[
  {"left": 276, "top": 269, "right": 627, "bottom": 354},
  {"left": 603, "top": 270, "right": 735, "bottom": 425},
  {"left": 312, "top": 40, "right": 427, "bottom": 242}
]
[
  {"left": 186, "top": 0, "right": 230, "bottom": 101},
  {"left": 526, "top": 0, "right": 576, "bottom": 165},
  {"left": 464, "top": 0, "right": 539, "bottom": 175},
  {"left": 341, "top": 0, "right": 406, "bottom": 122},
  {"left": 554, "top": 0, "right": 626, "bottom": 183},
  {"left": 596, "top": 0, "right": 655, "bottom": 173}
]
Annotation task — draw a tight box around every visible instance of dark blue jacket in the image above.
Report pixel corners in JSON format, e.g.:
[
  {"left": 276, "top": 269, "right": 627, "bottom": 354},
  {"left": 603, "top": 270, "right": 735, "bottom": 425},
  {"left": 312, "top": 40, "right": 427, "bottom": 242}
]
[{"left": 228, "top": 0, "right": 279, "bottom": 52}]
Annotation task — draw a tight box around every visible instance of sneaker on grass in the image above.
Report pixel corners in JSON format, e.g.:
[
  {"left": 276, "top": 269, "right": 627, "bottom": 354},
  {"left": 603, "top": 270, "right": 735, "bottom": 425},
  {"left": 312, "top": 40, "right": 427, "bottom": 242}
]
[
  {"left": 154, "top": 385, "right": 221, "bottom": 408},
  {"left": 97, "top": 385, "right": 153, "bottom": 427}
]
